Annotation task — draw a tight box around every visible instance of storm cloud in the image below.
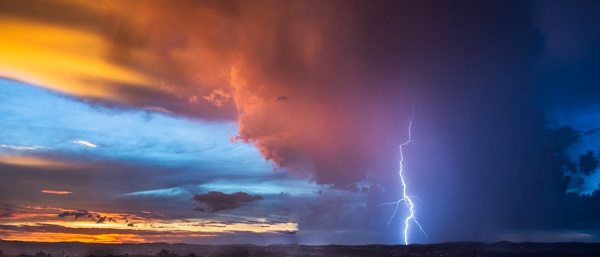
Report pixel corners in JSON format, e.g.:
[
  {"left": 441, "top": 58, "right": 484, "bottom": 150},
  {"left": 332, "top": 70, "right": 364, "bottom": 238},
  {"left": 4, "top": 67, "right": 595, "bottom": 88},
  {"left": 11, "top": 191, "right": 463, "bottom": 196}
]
[{"left": 193, "top": 191, "right": 263, "bottom": 213}]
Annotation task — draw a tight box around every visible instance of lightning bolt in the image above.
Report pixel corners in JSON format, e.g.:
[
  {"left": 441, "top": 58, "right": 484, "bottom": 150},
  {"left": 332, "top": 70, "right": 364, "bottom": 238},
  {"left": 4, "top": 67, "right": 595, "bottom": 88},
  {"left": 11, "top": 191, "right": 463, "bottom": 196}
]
[{"left": 387, "top": 109, "right": 427, "bottom": 245}]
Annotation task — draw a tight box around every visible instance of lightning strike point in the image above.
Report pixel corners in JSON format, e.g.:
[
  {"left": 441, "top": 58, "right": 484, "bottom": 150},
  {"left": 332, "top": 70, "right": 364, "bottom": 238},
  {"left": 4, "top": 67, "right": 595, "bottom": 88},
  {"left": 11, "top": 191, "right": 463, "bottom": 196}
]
[{"left": 389, "top": 109, "right": 427, "bottom": 245}]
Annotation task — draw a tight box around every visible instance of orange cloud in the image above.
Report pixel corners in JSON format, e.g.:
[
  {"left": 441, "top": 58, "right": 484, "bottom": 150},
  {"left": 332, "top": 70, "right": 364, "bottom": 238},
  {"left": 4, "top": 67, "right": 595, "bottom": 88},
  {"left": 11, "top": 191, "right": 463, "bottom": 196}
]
[
  {"left": 42, "top": 190, "right": 73, "bottom": 195},
  {"left": 1, "top": 205, "right": 298, "bottom": 243},
  {"left": 203, "top": 89, "right": 232, "bottom": 108},
  {"left": 0, "top": 154, "right": 82, "bottom": 169},
  {"left": 0, "top": 16, "right": 152, "bottom": 101},
  {"left": 0, "top": 0, "right": 237, "bottom": 119},
  {"left": 1, "top": 231, "right": 145, "bottom": 244},
  {"left": 0, "top": 0, "right": 398, "bottom": 187}
]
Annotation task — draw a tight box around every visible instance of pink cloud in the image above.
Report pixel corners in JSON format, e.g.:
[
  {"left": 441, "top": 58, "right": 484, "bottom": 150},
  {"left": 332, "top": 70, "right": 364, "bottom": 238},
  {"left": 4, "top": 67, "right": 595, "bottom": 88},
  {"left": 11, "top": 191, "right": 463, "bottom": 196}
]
[{"left": 41, "top": 190, "right": 73, "bottom": 195}]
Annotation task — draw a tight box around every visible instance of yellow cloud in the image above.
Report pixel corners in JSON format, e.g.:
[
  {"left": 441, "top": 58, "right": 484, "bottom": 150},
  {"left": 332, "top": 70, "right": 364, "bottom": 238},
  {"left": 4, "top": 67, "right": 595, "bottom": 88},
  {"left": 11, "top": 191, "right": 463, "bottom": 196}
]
[
  {"left": 42, "top": 190, "right": 73, "bottom": 195},
  {"left": 0, "top": 154, "right": 81, "bottom": 169},
  {"left": 2, "top": 205, "right": 298, "bottom": 240},
  {"left": 1, "top": 231, "right": 145, "bottom": 244},
  {"left": 0, "top": 16, "right": 153, "bottom": 101}
]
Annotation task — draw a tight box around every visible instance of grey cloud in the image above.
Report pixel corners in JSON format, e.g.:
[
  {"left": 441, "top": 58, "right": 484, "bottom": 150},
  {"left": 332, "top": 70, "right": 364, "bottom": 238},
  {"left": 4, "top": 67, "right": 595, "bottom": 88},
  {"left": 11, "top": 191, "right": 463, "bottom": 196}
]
[
  {"left": 58, "top": 210, "right": 92, "bottom": 219},
  {"left": 192, "top": 191, "right": 263, "bottom": 213}
]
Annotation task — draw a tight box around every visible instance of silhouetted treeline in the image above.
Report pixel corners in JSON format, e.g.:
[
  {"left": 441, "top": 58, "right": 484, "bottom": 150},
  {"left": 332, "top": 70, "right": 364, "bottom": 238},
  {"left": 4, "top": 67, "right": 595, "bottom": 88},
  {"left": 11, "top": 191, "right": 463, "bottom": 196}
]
[
  {"left": 2, "top": 250, "right": 201, "bottom": 257},
  {"left": 6, "top": 251, "right": 51, "bottom": 257},
  {"left": 5, "top": 242, "right": 600, "bottom": 257},
  {"left": 83, "top": 249, "right": 202, "bottom": 257}
]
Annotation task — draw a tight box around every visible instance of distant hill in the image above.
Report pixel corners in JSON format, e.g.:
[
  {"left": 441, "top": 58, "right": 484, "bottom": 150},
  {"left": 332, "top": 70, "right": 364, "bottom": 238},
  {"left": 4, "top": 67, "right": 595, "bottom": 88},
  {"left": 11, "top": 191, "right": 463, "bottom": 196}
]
[{"left": 2, "top": 240, "right": 600, "bottom": 257}]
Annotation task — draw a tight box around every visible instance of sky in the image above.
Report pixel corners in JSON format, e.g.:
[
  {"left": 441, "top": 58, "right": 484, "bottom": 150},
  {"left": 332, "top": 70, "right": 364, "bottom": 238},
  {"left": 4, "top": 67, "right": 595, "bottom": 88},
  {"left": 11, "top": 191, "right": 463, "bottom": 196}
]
[{"left": 1, "top": 0, "right": 600, "bottom": 245}]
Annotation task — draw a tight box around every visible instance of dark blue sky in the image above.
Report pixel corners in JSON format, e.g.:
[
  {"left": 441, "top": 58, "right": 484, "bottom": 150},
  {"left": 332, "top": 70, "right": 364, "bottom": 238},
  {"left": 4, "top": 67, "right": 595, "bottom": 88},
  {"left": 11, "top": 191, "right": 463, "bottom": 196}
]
[{"left": 1, "top": 0, "right": 600, "bottom": 244}]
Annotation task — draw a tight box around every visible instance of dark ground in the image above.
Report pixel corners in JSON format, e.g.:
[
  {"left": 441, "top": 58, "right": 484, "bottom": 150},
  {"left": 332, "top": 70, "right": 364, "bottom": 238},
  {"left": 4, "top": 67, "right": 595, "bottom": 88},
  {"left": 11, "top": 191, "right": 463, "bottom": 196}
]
[{"left": 2, "top": 240, "right": 600, "bottom": 257}]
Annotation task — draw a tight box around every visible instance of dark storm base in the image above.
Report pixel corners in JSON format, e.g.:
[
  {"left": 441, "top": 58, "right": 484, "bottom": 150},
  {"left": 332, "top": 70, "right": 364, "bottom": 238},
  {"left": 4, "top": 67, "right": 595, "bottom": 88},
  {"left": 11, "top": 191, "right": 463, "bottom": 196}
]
[{"left": 2, "top": 240, "right": 600, "bottom": 257}]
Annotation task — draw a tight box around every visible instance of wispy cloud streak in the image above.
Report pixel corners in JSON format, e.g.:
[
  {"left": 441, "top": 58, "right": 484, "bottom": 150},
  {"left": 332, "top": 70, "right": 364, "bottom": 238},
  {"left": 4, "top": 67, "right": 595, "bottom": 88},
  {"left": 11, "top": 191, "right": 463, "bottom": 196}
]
[
  {"left": 0, "top": 144, "right": 48, "bottom": 150},
  {"left": 72, "top": 140, "right": 97, "bottom": 148},
  {"left": 41, "top": 190, "right": 72, "bottom": 195}
]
